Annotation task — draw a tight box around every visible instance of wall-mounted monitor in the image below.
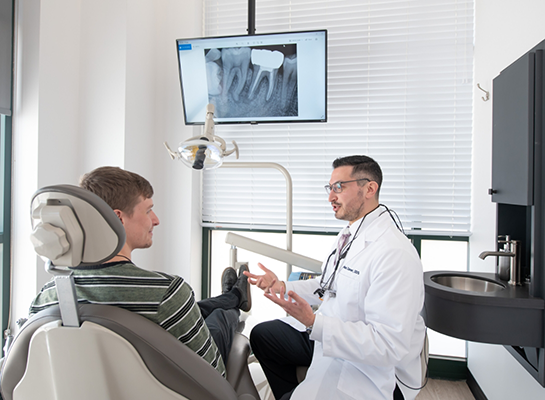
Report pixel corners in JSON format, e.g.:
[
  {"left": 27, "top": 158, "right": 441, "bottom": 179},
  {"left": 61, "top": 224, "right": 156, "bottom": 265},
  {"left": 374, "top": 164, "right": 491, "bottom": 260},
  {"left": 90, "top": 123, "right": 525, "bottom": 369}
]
[{"left": 176, "top": 30, "right": 327, "bottom": 125}]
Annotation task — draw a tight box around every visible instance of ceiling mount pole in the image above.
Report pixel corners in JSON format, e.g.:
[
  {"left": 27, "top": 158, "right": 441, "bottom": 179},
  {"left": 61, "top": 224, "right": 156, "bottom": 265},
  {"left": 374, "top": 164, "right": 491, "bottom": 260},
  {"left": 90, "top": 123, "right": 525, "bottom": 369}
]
[{"left": 248, "top": 0, "right": 256, "bottom": 35}]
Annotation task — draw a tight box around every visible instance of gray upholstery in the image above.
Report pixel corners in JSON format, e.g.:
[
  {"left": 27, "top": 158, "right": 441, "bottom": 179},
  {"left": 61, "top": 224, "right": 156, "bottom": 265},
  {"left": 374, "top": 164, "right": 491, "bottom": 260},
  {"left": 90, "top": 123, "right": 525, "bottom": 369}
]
[
  {"left": 1, "top": 184, "right": 259, "bottom": 400},
  {"left": 226, "top": 333, "right": 260, "bottom": 397},
  {"left": 31, "top": 184, "right": 126, "bottom": 266},
  {"left": 1, "top": 304, "right": 247, "bottom": 400}
]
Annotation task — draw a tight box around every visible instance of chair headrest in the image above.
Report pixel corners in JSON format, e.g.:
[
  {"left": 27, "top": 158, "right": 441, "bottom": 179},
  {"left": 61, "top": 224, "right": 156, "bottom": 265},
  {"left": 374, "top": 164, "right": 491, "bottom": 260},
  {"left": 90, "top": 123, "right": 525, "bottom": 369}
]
[{"left": 30, "top": 184, "right": 125, "bottom": 267}]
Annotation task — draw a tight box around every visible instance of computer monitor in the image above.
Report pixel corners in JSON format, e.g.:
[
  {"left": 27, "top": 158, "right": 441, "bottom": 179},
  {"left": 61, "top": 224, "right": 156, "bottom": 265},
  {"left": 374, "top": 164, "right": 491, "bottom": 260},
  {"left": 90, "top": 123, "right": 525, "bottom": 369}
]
[{"left": 176, "top": 29, "right": 327, "bottom": 124}]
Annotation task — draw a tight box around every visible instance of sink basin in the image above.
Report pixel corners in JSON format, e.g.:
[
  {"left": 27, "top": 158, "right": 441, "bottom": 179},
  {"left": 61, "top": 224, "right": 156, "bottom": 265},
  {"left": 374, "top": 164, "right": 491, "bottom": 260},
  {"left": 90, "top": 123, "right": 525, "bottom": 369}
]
[
  {"left": 431, "top": 274, "right": 505, "bottom": 293},
  {"left": 424, "top": 271, "right": 544, "bottom": 348}
]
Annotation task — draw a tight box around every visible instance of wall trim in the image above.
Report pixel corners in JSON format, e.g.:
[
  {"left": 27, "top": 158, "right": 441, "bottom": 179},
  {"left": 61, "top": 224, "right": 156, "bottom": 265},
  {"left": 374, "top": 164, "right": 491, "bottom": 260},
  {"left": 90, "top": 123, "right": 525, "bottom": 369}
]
[
  {"left": 427, "top": 356, "right": 487, "bottom": 400},
  {"left": 428, "top": 356, "right": 468, "bottom": 380}
]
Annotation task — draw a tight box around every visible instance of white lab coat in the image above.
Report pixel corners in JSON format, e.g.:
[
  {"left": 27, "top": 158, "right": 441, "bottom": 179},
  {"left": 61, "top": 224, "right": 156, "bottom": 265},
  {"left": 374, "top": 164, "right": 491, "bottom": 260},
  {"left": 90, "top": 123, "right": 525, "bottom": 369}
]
[{"left": 286, "top": 207, "right": 426, "bottom": 400}]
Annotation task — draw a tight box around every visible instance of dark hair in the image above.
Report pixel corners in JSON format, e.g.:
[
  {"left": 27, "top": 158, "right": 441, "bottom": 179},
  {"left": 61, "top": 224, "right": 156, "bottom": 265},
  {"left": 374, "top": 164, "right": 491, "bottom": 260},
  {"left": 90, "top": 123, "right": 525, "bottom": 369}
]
[
  {"left": 79, "top": 166, "right": 154, "bottom": 215},
  {"left": 332, "top": 155, "right": 383, "bottom": 196}
]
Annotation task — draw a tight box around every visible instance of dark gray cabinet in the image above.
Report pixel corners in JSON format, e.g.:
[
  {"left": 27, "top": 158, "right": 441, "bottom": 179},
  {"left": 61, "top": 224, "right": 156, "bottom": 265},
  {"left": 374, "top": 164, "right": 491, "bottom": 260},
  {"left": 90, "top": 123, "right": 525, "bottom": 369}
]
[
  {"left": 491, "top": 41, "right": 545, "bottom": 386},
  {"left": 492, "top": 52, "right": 535, "bottom": 206}
]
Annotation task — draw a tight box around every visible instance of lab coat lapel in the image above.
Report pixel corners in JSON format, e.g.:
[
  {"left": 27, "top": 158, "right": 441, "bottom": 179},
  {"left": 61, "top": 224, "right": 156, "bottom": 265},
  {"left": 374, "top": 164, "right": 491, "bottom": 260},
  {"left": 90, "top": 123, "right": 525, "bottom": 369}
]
[{"left": 344, "top": 208, "right": 391, "bottom": 262}]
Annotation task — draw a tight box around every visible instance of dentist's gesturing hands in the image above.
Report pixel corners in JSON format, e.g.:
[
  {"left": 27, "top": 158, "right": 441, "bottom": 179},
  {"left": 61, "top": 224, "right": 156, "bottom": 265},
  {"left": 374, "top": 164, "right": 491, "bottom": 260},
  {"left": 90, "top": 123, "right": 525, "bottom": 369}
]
[
  {"left": 264, "top": 281, "right": 316, "bottom": 328},
  {"left": 243, "top": 262, "right": 285, "bottom": 294},
  {"left": 243, "top": 263, "right": 316, "bottom": 328}
]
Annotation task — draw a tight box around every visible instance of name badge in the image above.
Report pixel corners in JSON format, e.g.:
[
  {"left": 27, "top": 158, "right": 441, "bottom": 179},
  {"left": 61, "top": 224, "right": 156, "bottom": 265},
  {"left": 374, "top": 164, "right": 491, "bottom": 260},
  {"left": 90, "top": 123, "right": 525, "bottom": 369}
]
[{"left": 342, "top": 265, "right": 360, "bottom": 275}]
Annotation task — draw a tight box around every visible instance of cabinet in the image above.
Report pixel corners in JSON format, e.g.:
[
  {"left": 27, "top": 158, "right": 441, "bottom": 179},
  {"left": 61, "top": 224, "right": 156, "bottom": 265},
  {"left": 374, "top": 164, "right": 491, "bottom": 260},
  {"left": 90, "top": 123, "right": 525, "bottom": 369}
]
[
  {"left": 491, "top": 41, "right": 545, "bottom": 386},
  {"left": 491, "top": 52, "right": 535, "bottom": 206}
]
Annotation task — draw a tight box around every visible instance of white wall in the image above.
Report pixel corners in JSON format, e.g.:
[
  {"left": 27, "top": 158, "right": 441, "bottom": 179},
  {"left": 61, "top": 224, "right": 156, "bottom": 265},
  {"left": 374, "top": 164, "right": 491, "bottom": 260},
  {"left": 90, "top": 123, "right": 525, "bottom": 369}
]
[
  {"left": 470, "top": 0, "right": 545, "bottom": 398},
  {"left": 10, "top": 0, "right": 204, "bottom": 333}
]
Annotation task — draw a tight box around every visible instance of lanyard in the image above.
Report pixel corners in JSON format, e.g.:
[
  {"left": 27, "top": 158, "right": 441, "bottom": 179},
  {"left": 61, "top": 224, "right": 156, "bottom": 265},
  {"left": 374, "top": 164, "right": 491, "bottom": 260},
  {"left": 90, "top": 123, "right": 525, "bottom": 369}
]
[
  {"left": 313, "top": 217, "right": 365, "bottom": 299},
  {"left": 313, "top": 204, "right": 404, "bottom": 299},
  {"left": 313, "top": 246, "right": 348, "bottom": 299}
]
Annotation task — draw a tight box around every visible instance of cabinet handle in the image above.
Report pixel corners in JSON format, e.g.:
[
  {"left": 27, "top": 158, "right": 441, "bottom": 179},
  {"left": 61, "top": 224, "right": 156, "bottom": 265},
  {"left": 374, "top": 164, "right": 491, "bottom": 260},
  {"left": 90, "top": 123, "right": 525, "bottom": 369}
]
[{"left": 488, "top": 188, "right": 498, "bottom": 195}]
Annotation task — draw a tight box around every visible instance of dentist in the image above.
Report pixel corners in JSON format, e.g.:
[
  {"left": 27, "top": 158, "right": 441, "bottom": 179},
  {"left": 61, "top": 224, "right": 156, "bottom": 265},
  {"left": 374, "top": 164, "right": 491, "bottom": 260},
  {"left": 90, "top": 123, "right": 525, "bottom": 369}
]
[{"left": 245, "top": 155, "right": 426, "bottom": 400}]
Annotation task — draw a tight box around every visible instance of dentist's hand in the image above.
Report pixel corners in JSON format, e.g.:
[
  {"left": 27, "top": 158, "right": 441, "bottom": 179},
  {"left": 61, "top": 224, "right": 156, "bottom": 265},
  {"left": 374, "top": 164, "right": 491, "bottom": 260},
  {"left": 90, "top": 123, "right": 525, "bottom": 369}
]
[
  {"left": 243, "top": 263, "right": 286, "bottom": 294},
  {"left": 264, "top": 284, "right": 316, "bottom": 328}
]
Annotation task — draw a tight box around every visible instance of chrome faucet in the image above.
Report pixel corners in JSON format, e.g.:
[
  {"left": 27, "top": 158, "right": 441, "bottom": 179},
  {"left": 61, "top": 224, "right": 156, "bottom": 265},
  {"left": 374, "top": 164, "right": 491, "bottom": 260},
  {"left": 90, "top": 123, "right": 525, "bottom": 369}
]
[{"left": 478, "top": 235, "right": 522, "bottom": 286}]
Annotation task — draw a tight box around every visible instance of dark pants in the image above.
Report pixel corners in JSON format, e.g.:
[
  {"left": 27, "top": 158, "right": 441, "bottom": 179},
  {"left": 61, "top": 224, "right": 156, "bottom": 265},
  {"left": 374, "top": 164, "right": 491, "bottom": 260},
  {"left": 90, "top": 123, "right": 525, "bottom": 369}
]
[
  {"left": 198, "top": 290, "right": 240, "bottom": 363},
  {"left": 250, "top": 319, "right": 314, "bottom": 400},
  {"left": 250, "top": 319, "right": 405, "bottom": 400},
  {"left": 393, "top": 384, "right": 405, "bottom": 400}
]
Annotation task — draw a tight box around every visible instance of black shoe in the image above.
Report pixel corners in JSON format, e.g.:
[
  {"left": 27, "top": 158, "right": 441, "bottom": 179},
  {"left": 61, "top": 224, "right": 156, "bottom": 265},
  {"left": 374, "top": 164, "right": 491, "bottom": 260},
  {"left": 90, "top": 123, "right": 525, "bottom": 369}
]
[
  {"left": 233, "top": 264, "right": 252, "bottom": 312},
  {"left": 221, "top": 267, "right": 238, "bottom": 294}
]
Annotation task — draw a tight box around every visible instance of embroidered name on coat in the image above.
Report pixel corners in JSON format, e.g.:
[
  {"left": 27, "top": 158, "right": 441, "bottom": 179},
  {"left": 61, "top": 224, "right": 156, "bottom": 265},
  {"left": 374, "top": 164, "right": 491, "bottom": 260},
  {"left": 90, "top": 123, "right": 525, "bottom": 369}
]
[{"left": 342, "top": 265, "right": 360, "bottom": 275}]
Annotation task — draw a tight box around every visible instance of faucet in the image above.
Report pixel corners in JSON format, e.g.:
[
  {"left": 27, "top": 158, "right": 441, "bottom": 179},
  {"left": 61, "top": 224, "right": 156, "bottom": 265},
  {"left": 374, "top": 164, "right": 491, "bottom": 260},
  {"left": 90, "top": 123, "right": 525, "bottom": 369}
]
[{"left": 478, "top": 235, "right": 522, "bottom": 286}]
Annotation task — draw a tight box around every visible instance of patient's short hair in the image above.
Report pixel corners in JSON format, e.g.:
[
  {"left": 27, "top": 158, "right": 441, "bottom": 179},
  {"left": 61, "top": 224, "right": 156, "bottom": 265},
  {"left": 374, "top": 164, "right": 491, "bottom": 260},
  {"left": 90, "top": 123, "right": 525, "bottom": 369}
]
[
  {"left": 332, "top": 155, "right": 383, "bottom": 197},
  {"left": 80, "top": 166, "right": 153, "bottom": 215}
]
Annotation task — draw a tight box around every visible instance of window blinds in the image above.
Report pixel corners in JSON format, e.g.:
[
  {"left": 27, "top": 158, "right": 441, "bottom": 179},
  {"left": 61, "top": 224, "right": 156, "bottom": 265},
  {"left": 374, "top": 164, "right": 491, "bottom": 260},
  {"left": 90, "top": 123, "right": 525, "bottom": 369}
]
[{"left": 202, "top": 0, "right": 474, "bottom": 234}]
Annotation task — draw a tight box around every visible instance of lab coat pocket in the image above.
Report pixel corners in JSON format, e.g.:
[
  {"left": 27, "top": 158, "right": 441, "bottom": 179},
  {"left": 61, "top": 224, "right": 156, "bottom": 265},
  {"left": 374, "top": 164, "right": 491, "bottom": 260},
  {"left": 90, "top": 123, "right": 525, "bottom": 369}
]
[
  {"left": 334, "top": 268, "right": 360, "bottom": 321},
  {"left": 338, "top": 362, "right": 362, "bottom": 399}
]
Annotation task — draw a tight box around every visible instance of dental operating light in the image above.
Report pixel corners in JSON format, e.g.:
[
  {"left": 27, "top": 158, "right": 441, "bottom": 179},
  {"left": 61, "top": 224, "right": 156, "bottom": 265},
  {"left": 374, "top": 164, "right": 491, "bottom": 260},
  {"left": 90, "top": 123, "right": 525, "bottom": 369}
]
[
  {"left": 166, "top": 106, "right": 295, "bottom": 276},
  {"left": 164, "top": 104, "right": 239, "bottom": 170}
]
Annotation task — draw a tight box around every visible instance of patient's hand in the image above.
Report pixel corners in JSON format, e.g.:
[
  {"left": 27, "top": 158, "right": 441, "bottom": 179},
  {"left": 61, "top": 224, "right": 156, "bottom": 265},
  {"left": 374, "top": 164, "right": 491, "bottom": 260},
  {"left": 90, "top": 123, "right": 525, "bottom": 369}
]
[{"left": 244, "top": 263, "right": 285, "bottom": 294}]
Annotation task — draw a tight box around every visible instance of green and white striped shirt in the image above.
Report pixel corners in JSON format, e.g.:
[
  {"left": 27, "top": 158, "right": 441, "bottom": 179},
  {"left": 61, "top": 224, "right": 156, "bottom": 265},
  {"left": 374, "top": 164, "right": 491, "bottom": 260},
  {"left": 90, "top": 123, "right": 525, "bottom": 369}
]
[{"left": 29, "top": 261, "right": 226, "bottom": 377}]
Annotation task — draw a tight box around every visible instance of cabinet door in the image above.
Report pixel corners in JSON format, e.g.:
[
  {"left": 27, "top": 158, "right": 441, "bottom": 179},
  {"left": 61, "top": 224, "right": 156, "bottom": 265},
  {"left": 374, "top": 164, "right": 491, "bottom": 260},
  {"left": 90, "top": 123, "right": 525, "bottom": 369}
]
[{"left": 492, "top": 52, "right": 535, "bottom": 205}]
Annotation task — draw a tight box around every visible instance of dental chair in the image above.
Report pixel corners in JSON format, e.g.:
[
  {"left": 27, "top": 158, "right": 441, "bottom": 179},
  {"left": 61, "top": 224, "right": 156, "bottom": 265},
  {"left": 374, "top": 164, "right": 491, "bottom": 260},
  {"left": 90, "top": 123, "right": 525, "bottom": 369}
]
[{"left": 0, "top": 185, "right": 259, "bottom": 400}]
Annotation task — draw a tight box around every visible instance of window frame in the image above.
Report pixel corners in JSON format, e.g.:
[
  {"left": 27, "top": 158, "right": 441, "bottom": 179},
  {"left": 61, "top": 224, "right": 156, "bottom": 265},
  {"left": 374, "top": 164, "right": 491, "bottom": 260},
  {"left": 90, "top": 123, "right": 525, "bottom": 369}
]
[
  {"left": 1, "top": 0, "right": 14, "bottom": 351},
  {"left": 201, "top": 226, "right": 469, "bottom": 298},
  {"left": 0, "top": 114, "right": 12, "bottom": 350},
  {"left": 0, "top": 115, "right": 12, "bottom": 347}
]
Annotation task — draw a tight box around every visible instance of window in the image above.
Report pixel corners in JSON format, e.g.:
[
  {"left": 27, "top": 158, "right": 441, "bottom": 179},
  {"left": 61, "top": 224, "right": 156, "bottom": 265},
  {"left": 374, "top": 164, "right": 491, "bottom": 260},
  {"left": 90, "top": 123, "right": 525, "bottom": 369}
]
[
  {"left": 202, "top": 0, "right": 474, "bottom": 236},
  {"left": 202, "top": 0, "right": 474, "bottom": 360},
  {"left": 209, "top": 229, "right": 468, "bottom": 358},
  {"left": 0, "top": 115, "right": 12, "bottom": 349},
  {"left": 0, "top": 0, "right": 14, "bottom": 351}
]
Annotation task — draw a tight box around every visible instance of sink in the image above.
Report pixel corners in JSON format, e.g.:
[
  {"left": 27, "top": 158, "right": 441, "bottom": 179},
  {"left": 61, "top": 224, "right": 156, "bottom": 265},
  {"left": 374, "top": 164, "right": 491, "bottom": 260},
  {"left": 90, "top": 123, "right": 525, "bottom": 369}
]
[
  {"left": 424, "top": 271, "right": 544, "bottom": 347},
  {"left": 431, "top": 274, "right": 505, "bottom": 293}
]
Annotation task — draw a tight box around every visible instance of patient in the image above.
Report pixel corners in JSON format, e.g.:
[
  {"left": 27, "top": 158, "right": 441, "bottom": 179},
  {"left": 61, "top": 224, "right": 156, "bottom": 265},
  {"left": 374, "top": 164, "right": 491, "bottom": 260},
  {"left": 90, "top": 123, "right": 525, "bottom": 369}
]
[{"left": 28, "top": 166, "right": 250, "bottom": 377}]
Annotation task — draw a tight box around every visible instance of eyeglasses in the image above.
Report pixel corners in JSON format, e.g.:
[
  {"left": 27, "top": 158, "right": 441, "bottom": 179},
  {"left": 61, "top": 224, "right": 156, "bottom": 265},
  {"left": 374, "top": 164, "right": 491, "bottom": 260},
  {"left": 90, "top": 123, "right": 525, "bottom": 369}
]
[{"left": 324, "top": 178, "right": 370, "bottom": 194}]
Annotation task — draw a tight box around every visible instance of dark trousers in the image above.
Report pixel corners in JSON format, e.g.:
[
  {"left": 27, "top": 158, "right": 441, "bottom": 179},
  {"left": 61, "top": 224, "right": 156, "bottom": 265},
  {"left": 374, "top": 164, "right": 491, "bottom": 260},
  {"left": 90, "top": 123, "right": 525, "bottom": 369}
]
[
  {"left": 250, "top": 319, "right": 314, "bottom": 400},
  {"left": 198, "top": 291, "right": 240, "bottom": 363},
  {"left": 250, "top": 319, "right": 405, "bottom": 400},
  {"left": 393, "top": 384, "right": 405, "bottom": 400}
]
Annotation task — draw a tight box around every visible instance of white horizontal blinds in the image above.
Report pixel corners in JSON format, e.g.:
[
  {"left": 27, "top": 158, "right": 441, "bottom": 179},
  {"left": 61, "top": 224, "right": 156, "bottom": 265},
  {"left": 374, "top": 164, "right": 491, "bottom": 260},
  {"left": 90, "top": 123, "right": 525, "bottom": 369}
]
[{"left": 202, "top": 0, "right": 474, "bottom": 234}]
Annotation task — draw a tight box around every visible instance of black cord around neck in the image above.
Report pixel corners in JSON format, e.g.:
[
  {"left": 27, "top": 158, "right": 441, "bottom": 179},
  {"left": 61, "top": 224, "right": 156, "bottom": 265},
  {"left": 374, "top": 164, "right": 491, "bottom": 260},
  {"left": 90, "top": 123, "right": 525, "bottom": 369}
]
[{"left": 379, "top": 203, "right": 405, "bottom": 234}]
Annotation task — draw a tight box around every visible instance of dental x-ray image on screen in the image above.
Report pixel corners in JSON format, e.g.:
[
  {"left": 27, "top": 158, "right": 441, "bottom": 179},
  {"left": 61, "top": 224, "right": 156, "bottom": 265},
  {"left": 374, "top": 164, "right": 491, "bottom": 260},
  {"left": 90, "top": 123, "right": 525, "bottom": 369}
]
[
  {"left": 176, "top": 30, "right": 327, "bottom": 125},
  {"left": 205, "top": 44, "right": 298, "bottom": 119}
]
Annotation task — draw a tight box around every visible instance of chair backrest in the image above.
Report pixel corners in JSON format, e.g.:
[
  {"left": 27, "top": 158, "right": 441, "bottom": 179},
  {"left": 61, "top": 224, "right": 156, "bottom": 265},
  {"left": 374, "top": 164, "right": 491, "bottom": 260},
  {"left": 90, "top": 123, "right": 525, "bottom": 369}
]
[
  {"left": 1, "top": 304, "right": 241, "bottom": 400},
  {"left": 1, "top": 185, "right": 258, "bottom": 400},
  {"left": 30, "top": 184, "right": 126, "bottom": 268}
]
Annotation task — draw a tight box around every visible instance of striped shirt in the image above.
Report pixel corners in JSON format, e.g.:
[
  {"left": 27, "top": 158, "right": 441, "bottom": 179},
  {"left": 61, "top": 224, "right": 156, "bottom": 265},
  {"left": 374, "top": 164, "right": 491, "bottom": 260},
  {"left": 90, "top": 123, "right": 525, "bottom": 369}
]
[{"left": 29, "top": 261, "right": 226, "bottom": 377}]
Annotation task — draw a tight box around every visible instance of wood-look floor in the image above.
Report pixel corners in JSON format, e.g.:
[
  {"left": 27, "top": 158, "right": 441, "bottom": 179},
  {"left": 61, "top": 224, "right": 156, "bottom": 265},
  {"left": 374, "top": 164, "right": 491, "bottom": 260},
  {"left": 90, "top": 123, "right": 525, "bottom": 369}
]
[
  {"left": 250, "top": 362, "right": 477, "bottom": 400},
  {"left": 416, "top": 379, "right": 476, "bottom": 400}
]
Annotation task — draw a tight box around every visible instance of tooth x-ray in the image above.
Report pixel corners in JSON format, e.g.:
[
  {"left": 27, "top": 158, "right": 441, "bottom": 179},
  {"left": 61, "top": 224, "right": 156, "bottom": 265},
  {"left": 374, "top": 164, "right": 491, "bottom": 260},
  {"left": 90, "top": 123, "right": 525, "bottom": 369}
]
[
  {"left": 177, "top": 30, "right": 327, "bottom": 125},
  {"left": 205, "top": 44, "right": 298, "bottom": 119}
]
